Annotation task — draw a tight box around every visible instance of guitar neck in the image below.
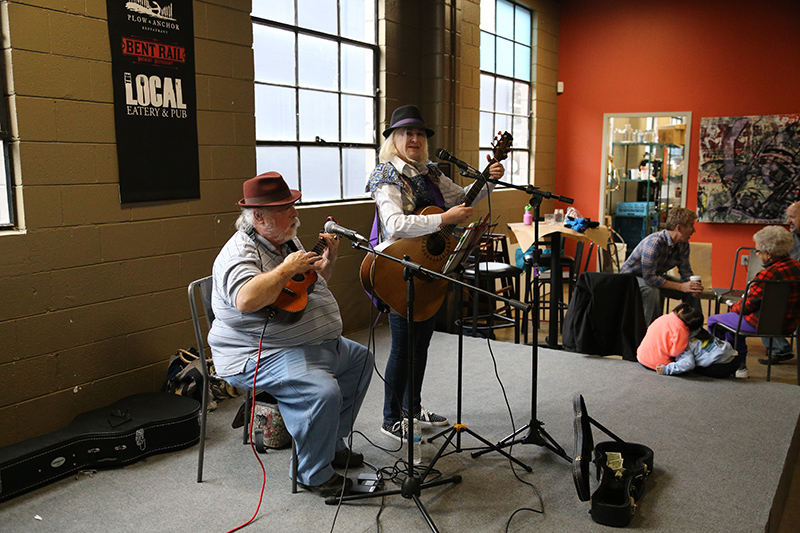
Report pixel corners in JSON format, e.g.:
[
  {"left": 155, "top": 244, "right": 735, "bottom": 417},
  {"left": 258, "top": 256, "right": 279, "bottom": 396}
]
[{"left": 439, "top": 156, "right": 497, "bottom": 235}]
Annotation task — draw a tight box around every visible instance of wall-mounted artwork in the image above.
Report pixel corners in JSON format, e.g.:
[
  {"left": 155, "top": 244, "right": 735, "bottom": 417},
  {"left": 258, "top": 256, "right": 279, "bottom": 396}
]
[{"left": 697, "top": 114, "right": 800, "bottom": 223}]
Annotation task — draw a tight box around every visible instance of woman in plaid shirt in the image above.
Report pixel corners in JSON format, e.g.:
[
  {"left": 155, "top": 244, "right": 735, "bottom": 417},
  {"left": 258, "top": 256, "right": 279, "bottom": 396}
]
[{"left": 707, "top": 226, "right": 800, "bottom": 378}]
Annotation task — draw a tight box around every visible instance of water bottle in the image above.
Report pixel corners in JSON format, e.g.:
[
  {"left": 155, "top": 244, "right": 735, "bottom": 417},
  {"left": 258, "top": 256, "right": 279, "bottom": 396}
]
[
  {"left": 412, "top": 418, "right": 422, "bottom": 465},
  {"left": 523, "top": 205, "right": 533, "bottom": 225}
]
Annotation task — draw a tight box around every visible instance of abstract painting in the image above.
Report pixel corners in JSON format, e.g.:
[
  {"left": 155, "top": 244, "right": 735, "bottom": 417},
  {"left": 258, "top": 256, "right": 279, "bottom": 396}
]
[{"left": 697, "top": 114, "right": 800, "bottom": 223}]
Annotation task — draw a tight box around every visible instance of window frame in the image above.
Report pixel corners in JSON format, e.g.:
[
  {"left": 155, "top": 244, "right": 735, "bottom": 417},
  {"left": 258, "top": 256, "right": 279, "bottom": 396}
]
[
  {"left": 0, "top": 40, "right": 16, "bottom": 231},
  {"left": 251, "top": 4, "right": 379, "bottom": 205},
  {"left": 479, "top": 0, "right": 533, "bottom": 186}
]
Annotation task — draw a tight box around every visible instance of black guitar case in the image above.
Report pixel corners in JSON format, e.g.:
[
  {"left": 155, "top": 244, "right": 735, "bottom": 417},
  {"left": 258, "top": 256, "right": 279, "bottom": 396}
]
[{"left": 0, "top": 392, "right": 200, "bottom": 502}]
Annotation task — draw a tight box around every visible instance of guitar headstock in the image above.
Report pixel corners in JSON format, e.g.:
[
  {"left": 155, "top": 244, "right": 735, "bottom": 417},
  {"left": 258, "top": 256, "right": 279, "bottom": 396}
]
[{"left": 491, "top": 131, "right": 513, "bottom": 162}]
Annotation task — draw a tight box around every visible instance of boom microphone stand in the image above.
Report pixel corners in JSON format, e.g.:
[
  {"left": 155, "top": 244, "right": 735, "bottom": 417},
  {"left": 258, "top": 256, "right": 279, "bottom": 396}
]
[
  {"left": 468, "top": 183, "right": 573, "bottom": 463},
  {"left": 327, "top": 237, "right": 529, "bottom": 532}
]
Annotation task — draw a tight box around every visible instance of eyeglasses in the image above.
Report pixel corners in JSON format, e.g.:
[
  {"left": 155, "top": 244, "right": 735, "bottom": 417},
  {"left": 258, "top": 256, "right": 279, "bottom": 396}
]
[{"left": 755, "top": 249, "right": 768, "bottom": 255}]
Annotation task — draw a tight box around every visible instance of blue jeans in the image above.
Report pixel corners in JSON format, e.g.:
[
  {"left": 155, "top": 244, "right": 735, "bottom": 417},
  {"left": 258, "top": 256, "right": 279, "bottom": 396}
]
[
  {"left": 636, "top": 276, "right": 701, "bottom": 325},
  {"left": 383, "top": 313, "right": 436, "bottom": 425},
  {"left": 762, "top": 336, "right": 791, "bottom": 355},
  {"left": 224, "top": 337, "right": 373, "bottom": 486}
]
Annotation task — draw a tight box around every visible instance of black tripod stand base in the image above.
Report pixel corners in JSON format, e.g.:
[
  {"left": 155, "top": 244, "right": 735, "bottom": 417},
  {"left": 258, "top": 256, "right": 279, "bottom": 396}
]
[
  {"left": 471, "top": 419, "right": 571, "bottom": 463},
  {"left": 323, "top": 474, "right": 462, "bottom": 505}
]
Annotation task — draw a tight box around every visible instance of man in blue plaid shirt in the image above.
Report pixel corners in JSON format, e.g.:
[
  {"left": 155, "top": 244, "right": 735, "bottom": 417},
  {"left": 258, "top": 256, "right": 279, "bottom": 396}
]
[{"left": 621, "top": 208, "right": 703, "bottom": 325}]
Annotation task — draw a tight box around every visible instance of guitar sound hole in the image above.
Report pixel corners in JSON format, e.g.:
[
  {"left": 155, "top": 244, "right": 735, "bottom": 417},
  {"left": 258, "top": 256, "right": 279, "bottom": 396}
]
[
  {"left": 292, "top": 274, "right": 305, "bottom": 282},
  {"left": 426, "top": 235, "right": 446, "bottom": 256}
]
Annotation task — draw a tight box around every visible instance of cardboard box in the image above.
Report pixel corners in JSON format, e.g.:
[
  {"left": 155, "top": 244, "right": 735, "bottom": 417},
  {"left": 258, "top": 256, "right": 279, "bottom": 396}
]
[{"left": 657, "top": 124, "right": 686, "bottom": 146}]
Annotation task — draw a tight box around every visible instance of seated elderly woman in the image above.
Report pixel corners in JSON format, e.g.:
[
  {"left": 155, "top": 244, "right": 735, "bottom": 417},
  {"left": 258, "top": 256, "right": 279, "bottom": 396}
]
[{"left": 707, "top": 225, "right": 800, "bottom": 379}]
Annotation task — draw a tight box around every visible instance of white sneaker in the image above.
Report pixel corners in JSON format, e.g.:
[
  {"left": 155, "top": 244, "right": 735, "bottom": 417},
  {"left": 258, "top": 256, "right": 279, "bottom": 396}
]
[{"left": 735, "top": 366, "right": 749, "bottom": 379}]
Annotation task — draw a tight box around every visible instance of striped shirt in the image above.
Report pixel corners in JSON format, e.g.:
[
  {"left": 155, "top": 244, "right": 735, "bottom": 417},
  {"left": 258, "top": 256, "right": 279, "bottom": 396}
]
[
  {"left": 208, "top": 230, "right": 343, "bottom": 377},
  {"left": 620, "top": 229, "right": 692, "bottom": 287}
]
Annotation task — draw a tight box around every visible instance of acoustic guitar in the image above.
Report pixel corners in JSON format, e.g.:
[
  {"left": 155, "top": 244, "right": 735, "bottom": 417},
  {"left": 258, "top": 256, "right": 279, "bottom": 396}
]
[{"left": 360, "top": 132, "right": 513, "bottom": 321}]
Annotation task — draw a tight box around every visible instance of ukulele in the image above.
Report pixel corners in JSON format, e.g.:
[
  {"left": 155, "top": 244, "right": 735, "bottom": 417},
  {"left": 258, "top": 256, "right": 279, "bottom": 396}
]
[
  {"left": 269, "top": 230, "right": 329, "bottom": 316},
  {"left": 360, "top": 132, "right": 513, "bottom": 321}
]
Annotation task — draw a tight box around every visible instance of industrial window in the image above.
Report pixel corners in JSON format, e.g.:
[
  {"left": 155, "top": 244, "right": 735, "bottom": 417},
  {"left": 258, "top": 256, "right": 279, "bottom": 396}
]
[
  {"left": 252, "top": 1, "right": 378, "bottom": 203},
  {"left": 479, "top": 0, "right": 531, "bottom": 185},
  {"left": 0, "top": 44, "right": 15, "bottom": 230}
]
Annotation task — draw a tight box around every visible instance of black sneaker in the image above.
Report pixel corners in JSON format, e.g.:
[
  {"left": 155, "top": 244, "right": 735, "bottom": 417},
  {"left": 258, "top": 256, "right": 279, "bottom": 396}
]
[
  {"left": 758, "top": 352, "right": 794, "bottom": 365},
  {"left": 298, "top": 473, "right": 353, "bottom": 498},
  {"left": 380, "top": 420, "right": 407, "bottom": 443},
  {"left": 413, "top": 406, "right": 449, "bottom": 427},
  {"left": 331, "top": 448, "right": 363, "bottom": 469}
]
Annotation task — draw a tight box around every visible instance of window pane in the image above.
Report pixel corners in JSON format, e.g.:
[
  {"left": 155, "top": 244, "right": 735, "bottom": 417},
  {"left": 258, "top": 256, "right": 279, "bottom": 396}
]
[
  {"left": 300, "top": 147, "right": 340, "bottom": 201},
  {"left": 495, "top": 77, "right": 513, "bottom": 114},
  {"left": 494, "top": 113, "right": 512, "bottom": 136},
  {"left": 341, "top": 44, "right": 372, "bottom": 95},
  {"left": 513, "top": 81, "right": 529, "bottom": 115},
  {"left": 480, "top": 32, "right": 495, "bottom": 73},
  {"left": 252, "top": 0, "right": 294, "bottom": 24},
  {"left": 496, "top": 37, "right": 514, "bottom": 78},
  {"left": 299, "top": 89, "right": 339, "bottom": 142},
  {"left": 342, "top": 95, "right": 373, "bottom": 143},
  {"left": 514, "top": 43, "right": 531, "bottom": 81},
  {"left": 480, "top": 111, "right": 494, "bottom": 143},
  {"left": 342, "top": 0, "right": 376, "bottom": 43},
  {"left": 496, "top": 0, "right": 515, "bottom": 40},
  {"left": 513, "top": 115, "right": 529, "bottom": 147},
  {"left": 0, "top": 143, "right": 9, "bottom": 225},
  {"left": 298, "top": 0, "right": 337, "bottom": 34},
  {"left": 480, "top": 74, "right": 495, "bottom": 111},
  {"left": 256, "top": 146, "right": 299, "bottom": 189},
  {"left": 298, "top": 35, "right": 338, "bottom": 91},
  {"left": 255, "top": 84, "right": 296, "bottom": 141},
  {"left": 511, "top": 150, "right": 529, "bottom": 185},
  {"left": 254, "top": 25, "right": 295, "bottom": 85},
  {"left": 514, "top": 5, "right": 531, "bottom": 45},
  {"left": 342, "top": 148, "right": 374, "bottom": 198},
  {"left": 480, "top": 0, "right": 495, "bottom": 32}
]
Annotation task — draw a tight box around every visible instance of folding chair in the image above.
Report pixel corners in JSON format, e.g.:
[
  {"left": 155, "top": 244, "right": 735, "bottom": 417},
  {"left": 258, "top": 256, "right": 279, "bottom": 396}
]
[
  {"left": 188, "top": 276, "right": 298, "bottom": 489},
  {"left": 714, "top": 247, "right": 763, "bottom": 313},
  {"left": 711, "top": 278, "right": 800, "bottom": 383}
]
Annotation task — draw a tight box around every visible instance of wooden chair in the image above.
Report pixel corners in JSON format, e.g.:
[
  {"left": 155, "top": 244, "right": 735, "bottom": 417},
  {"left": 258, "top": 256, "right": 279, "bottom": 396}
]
[{"left": 665, "top": 241, "right": 716, "bottom": 317}]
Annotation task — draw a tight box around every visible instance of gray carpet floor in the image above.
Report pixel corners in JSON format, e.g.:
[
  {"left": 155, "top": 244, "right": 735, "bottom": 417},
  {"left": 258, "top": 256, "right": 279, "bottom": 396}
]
[{"left": 2, "top": 325, "right": 800, "bottom": 532}]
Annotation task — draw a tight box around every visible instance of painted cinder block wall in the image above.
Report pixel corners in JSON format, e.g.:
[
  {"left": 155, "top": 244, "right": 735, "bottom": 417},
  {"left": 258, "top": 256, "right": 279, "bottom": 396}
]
[{"left": 0, "top": 0, "right": 558, "bottom": 447}]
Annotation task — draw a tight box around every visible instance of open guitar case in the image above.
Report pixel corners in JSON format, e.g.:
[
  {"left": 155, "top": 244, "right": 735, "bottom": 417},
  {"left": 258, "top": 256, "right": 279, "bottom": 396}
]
[
  {"left": 572, "top": 394, "right": 655, "bottom": 527},
  {"left": 0, "top": 392, "right": 200, "bottom": 502}
]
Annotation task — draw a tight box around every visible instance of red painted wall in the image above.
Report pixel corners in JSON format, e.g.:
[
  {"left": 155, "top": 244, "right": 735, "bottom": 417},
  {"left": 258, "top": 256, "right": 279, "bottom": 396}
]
[{"left": 556, "top": 0, "right": 800, "bottom": 288}]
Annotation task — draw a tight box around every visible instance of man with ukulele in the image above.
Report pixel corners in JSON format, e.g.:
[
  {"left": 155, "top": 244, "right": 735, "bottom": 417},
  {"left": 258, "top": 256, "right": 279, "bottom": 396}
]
[{"left": 208, "top": 172, "right": 373, "bottom": 498}]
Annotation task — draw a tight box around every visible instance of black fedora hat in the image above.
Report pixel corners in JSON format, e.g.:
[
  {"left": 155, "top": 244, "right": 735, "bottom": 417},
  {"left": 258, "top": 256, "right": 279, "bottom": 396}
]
[
  {"left": 237, "top": 172, "right": 301, "bottom": 207},
  {"left": 382, "top": 105, "right": 435, "bottom": 138}
]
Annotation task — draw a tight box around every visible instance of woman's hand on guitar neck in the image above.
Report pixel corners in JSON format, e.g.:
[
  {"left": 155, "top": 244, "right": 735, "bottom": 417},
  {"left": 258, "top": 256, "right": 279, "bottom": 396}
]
[
  {"left": 440, "top": 204, "right": 474, "bottom": 227},
  {"left": 487, "top": 159, "right": 505, "bottom": 179}
]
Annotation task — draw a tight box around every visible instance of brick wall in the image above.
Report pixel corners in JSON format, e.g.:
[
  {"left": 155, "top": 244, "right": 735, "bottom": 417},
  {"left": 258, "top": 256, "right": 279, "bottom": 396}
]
[{"left": 0, "top": 0, "right": 559, "bottom": 447}]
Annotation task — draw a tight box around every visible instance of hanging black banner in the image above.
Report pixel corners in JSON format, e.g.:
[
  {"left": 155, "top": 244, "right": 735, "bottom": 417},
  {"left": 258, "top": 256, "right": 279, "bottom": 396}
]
[{"left": 106, "top": 0, "right": 200, "bottom": 203}]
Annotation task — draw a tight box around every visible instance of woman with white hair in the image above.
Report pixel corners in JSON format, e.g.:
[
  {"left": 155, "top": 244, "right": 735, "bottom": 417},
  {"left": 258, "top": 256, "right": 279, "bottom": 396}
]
[
  {"left": 707, "top": 225, "right": 800, "bottom": 378},
  {"left": 366, "top": 105, "right": 505, "bottom": 441}
]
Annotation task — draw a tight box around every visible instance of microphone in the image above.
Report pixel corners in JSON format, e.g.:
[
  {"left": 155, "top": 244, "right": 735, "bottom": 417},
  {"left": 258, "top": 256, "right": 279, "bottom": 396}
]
[
  {"left": 435, "top": 148, "right": 480, "bottom": 174},
  {"left": 323, "top": 220, "right": 368, "bottom": 243}
]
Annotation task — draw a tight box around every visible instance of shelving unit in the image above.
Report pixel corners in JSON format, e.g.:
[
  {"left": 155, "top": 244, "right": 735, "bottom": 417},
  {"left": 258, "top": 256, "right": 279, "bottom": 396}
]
[{"left": 607, "top": 141, "right": 685, "bottom": 252}]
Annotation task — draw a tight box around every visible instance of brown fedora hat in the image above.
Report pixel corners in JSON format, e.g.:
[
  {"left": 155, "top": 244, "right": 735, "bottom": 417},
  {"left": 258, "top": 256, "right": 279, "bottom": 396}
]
[
  {"left": 237, "top": 172, "right": 301, "bottom": 207},
  {"left": 382, "top": 105, "right": 435, "bottom": 138}
]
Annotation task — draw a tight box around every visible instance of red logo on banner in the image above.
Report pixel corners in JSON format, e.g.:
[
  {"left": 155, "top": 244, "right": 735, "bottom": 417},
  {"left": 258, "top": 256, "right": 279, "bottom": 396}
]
[{"left": 121, "top": 37, "right": 185, "bottom": 65}]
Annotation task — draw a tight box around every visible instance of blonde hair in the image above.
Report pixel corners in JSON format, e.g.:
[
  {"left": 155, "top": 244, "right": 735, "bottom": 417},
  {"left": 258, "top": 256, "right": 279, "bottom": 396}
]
[{"left": 378, "top": 128, "right": 429, "bottom": 164}]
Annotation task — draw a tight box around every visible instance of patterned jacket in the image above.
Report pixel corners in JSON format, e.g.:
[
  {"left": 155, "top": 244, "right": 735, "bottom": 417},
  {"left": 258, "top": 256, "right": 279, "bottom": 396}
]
[{"left": 731, "top": 255, "right": 800, "bottom": 329}]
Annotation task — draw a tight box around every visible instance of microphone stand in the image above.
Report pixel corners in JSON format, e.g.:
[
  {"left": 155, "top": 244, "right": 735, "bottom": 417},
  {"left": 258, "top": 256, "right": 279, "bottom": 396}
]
[
  {"left": 327, "top": 236, "right": 530, "bottom": 532},
  {"left": 467, "top": 180, "right": 573, "bottom": 464}
]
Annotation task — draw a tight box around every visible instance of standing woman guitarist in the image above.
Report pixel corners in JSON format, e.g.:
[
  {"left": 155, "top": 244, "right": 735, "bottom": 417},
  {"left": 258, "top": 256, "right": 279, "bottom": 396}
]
[{"left": 366, "top": 105, "right": 506, "bottom": 441}]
